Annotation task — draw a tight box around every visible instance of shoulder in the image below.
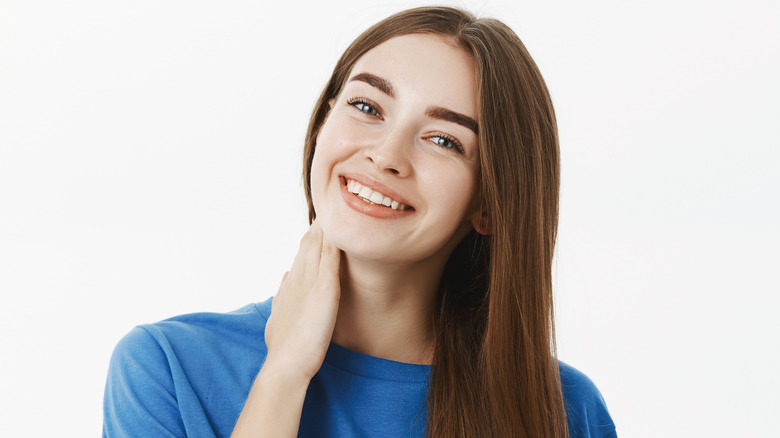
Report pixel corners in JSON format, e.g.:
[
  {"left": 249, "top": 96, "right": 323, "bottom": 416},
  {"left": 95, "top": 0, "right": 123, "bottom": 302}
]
[
  {"left": 110, "top": 298, "right": 273, "bottom": 367},
  {"left": 107, "top": 297, "right": 272, "bottom": 375},
  {"left": 104, "top": 298, "right": 274, "bottom": 437},
  {"left": 558, "top": 361, "right": 617, "bottom": 438},
  {"left": 127, "top": 298, "right": 270, "bottom": 347}
]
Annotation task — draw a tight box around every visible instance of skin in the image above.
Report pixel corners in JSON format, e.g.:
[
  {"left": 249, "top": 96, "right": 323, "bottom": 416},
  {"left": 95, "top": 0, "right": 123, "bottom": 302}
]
[{"left": 231, "top": 34, "right": 485, "bottom": 437}]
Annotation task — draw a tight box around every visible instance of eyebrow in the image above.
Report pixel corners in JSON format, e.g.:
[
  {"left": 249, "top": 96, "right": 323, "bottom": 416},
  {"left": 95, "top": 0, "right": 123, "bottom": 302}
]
[
  {"left": 349, "top": 73, "right": 395, "bottom": 97},
  {"left": 348, "top": 72, "right": 479, "bottom": 135},
  {"left": 427, "top": 106, "right": 479, "bottom": 135}
]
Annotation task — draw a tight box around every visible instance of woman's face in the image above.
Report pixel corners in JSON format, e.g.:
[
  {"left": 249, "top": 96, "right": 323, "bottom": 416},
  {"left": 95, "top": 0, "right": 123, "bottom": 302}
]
[{"left": 310, "top": 33, "right": 482, "bottom": 265}]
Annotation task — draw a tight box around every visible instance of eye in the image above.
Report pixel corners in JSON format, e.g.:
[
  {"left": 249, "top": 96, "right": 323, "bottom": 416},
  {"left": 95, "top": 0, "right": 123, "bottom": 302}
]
[
  {"left": 427, "top": 133, "right": 464, "bottom": 153},
  {"left": 347, "top": 97, "right": 382, "bottom": 119}
]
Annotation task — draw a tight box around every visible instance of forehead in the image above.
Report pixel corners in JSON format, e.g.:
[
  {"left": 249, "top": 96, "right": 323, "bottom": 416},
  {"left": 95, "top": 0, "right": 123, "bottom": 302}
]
[{"left": 348, "top": 33, "right": 478, "bottom": 118}]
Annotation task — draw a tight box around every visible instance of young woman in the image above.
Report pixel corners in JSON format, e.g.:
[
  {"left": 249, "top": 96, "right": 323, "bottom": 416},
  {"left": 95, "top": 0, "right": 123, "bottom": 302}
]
[{"left": 103, "top": 7, "right": 616, "bottom": 438}]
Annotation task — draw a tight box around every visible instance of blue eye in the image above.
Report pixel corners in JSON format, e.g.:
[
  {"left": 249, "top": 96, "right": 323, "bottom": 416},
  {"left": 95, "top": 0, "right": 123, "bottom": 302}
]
[
  {"left": 355, "top": 102, "right": 378, "bottom": 116},
  {"left": 429, "top": 134, "right": 464, "bottom": 153},
  {"left": 347, "top": 98, "right": 382, "bottom": 119},
  {"left": 432, "top": 136, "right": 455, "bottom": 149}
]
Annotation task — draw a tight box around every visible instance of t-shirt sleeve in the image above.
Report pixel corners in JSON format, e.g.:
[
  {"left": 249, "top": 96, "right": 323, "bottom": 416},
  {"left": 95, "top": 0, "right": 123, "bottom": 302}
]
[
  {"left": 559, "top": 362, "right": 617, "bottom": 437},
  {"left": 103, "top": 326, "right": 186, "bottom": 438}
]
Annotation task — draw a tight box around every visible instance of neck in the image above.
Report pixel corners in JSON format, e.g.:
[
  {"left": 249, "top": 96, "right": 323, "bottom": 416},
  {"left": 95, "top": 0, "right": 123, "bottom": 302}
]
[{"left": 331, "top": 253, "right": 447, "bottom": 365}]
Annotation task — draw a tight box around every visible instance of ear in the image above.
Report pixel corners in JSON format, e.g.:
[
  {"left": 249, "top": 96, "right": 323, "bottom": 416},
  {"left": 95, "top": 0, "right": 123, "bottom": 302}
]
[
  {"left": 328, "top": 98, "right": 335, "bottom": 108},
  {"left": 470, "top": 209, "right": 491, "bottom": 235}
]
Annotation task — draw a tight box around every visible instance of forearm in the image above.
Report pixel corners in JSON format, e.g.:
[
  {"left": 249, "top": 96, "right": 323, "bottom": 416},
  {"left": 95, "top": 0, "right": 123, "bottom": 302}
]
[
  {"left": 232, "top": 222, "right": 339, "bottom": 437},
  {"left": 230, "top": 362, "right": 311, "bottom": 438}
]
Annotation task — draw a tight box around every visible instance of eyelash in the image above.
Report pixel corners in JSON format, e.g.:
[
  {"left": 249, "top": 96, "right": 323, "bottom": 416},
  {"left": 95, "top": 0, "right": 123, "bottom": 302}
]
[
  {"left": 347, "top": 97, "right": 383, "bottom": 120},
  {"left": 346, "top": 97, "right": 464, "bottom": 154},
  {"left": 426, "top": 133, "right": 464, "bottom": 153}
]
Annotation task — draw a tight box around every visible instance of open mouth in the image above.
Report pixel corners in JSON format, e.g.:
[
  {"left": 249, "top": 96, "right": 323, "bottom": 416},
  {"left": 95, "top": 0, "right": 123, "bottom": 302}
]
[{"left": 342, "top": 177, "right": 413, "bottom": 211}]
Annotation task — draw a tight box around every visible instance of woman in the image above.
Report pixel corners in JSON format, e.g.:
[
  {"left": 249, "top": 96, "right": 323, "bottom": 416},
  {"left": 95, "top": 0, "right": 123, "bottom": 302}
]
[{"left": 103, "top": 6, "right": 616, "bottom": 438}]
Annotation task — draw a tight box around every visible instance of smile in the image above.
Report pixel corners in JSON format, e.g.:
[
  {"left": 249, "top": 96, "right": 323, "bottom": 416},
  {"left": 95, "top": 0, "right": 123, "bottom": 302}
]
[{"left": 345, "top": 178, "right": 411, "bottom": 211}]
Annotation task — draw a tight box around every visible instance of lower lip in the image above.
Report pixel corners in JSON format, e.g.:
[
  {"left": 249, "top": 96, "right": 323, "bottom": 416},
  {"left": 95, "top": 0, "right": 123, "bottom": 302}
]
[{"left": 340, "top": 178, "right": 414, "bottom": 219}]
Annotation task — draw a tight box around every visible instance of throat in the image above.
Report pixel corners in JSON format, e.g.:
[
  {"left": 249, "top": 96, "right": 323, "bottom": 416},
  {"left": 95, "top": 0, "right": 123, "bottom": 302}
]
[{"left": 332, "top": 257, "right": 439, "bottom": 365}]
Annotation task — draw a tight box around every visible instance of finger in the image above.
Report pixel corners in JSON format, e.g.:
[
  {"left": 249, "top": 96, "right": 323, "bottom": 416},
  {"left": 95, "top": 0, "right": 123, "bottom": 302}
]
[
  {"left": 271, "top": 272, "right": 287, "bottom": 312},
  {"left": 317, "top": 239, "right": 341, "bottom": 285},
  {"left": 303, "top": 222, "right": 324, "bottom": 284},
  {"left": 288, "top": 225, "right": 318, "bottom": 283},
  {"left": 274, "top": 271, "right": 290, "bottom": 300}
]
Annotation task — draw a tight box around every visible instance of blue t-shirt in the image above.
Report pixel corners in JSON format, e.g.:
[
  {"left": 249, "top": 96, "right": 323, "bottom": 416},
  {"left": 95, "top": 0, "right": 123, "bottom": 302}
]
[{"left": 103, "top": 298, "right": 616, "bottom": 437}]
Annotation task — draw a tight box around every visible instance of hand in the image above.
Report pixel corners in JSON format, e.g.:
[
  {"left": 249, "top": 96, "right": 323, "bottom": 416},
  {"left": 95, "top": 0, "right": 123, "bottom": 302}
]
[{"left": 263, "top": 220, "right": 341, "bottom": 382}]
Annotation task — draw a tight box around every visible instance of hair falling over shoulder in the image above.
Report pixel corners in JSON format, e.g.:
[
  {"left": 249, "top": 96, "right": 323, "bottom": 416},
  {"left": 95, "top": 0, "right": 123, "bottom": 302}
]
[{"left": 302, "top": 7, "right": 565, "bottom": 437}]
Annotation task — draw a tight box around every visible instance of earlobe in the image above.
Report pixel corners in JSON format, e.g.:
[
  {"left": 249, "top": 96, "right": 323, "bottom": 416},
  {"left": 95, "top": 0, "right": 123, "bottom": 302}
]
[{"left": 471, "top": 210, "right": 491, "bottom": 235}]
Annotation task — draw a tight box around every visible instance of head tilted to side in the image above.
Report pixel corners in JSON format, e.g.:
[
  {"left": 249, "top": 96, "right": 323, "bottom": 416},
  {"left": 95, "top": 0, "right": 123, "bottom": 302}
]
[{"left": 303, "top": 6, "right": 564, "bottom": 438}]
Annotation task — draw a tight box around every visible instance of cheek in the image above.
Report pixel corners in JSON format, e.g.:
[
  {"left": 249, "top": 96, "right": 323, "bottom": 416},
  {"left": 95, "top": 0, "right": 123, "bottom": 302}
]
[
  {"left": 311, "top": 118, "right": 346, "bottom": 167},
  {"left": 422, "top": 164, "right": 478, "bottom": 213},
  {"left": 310, "top": 123, "right": 336, "bottom": 183},
  {"left": 310, "top": 114, "right": 364, "bottom": 185},
  {"left": 309, "top": 148, "right": 331, "bottom": 215},
  {"left": 309, "top": 121, "right": 347, "bottom": 211}
]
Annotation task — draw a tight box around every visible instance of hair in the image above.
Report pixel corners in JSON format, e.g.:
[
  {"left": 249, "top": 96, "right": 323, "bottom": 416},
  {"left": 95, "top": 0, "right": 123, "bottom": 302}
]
[{"left": 302, "top": 6, "right": 565, "bottom": 437}]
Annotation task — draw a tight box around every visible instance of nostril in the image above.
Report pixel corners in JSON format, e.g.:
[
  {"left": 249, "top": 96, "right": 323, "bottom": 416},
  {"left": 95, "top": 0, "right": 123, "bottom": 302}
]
[{"left": 365, "top": 144, "right": 407, "bottom": 176}]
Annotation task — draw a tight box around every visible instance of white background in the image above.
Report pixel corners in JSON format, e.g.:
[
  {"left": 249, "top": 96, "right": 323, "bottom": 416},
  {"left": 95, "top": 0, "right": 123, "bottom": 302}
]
[{"left": 1, "top": 0, "right": 778, "bottom": 436}]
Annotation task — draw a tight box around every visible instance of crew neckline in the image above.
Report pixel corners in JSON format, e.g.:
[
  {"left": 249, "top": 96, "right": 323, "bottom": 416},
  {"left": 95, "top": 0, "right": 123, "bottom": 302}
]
[
  {"left": 323, "top": 342, "right": 431, "bottom": 384},
  {"left": 253, "top": 297, "right": 431, "bottom": 384}
]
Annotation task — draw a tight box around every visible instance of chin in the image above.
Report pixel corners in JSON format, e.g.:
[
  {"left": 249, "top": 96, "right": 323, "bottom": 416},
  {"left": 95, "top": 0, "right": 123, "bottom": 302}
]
[
  {"left": 321, "top": 227, "right": 398, "bottom": 262},
  {"left": 325, "top": 227, "right": 452, "bottom": 268},
  {"left": 313, "top": 193, "right": 468, "bottom": 266}
]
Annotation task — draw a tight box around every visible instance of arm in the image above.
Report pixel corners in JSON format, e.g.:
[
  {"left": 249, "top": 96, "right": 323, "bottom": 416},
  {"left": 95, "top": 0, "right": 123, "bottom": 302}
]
[
  {"left": 229, "top": 363, "right": 309, "bottom": 437},
  {"left": 103, "top": 327, "right": 186, "bottom": 438},
  {"left": 231, "top": 221, "right": 341, "bottom": 437}
]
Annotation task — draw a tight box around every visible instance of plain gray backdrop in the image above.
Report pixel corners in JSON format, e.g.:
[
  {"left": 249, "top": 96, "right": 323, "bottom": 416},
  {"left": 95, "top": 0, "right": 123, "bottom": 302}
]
[{"left": 1, "top": 0, "right": 778, "bottom": 436}]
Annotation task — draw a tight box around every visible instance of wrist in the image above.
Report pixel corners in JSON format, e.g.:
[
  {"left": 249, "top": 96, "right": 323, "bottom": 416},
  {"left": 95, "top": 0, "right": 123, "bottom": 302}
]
[{"left": 258, "top": 357, "right": 314, "bottom": 391}]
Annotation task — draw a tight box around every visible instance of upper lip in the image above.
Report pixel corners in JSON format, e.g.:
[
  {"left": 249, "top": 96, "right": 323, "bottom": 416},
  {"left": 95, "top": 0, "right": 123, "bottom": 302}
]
[{"left": 340, "top": 172, "right": 414, "bottom": 210}]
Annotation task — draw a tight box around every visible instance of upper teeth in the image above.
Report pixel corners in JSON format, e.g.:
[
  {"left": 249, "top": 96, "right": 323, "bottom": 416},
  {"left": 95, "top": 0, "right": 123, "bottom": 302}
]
[{"left": 346, "top": 179, "right": 409, "bottom": 211}]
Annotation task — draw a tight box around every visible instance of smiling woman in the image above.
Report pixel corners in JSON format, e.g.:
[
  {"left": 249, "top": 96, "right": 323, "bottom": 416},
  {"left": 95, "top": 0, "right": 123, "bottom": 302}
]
[
  {"left": 311, "top": 34, "right": 482, "bottom": 266},
  {"left": 102, "top": 6, "right": 616, "bottom": 438}
]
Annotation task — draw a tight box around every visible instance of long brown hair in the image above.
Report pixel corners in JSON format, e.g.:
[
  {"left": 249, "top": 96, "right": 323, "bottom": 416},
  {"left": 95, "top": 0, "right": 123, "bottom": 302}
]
[{"left": 302, "top": 7, "right": 565, "bottom": 437}]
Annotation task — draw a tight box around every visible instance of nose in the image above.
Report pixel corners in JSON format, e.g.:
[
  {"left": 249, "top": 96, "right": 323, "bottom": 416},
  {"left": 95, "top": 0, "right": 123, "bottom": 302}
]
[{"left": 363, "top": 128, "right": 412, "bottom": 177}]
